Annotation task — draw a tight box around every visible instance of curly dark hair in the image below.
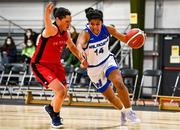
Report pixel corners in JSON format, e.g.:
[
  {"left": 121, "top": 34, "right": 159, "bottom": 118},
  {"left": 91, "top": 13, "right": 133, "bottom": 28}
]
[{"left": 85, "top": 7, "right": 103, "bottom": 22}]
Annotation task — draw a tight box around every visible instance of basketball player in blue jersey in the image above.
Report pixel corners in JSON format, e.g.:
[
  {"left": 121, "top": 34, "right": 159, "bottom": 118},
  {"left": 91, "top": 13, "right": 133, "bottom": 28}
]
[{"left": 77, "top": 7, "right": 140, "bottom": 126}]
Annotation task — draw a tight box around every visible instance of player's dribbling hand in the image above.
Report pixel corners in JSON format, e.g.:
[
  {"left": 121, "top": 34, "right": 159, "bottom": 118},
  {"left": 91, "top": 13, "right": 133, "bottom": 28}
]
[
  {"left": 80, "top": 60, "right": 88, "bottom": 68},
  {"left": 79, "top": 51, "right": 88, "bottom": 68}
]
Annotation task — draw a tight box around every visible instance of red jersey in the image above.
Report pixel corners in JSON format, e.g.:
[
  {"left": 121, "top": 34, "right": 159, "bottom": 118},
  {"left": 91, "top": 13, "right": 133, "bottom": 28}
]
[{"left": 31, "top": 30, "right": 68, "bottom": 64}]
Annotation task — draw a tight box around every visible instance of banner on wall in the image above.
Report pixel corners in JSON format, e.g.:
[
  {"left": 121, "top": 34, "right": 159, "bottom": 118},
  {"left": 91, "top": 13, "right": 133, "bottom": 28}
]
[
  {"left": 130, "top": 13, "right": 138, "bottom": 24},
  {"left": 170, "top": 45, "right": 180, "bottom": 63}
]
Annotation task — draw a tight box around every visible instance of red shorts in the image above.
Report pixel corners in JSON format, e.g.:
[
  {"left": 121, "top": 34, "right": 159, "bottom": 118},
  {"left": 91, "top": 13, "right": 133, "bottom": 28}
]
[{"left": 31, "top": 62, "right": 67, "bottom": 88}]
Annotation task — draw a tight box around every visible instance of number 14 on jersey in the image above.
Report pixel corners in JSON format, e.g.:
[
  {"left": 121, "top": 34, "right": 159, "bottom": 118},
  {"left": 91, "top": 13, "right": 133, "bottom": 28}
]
[{"left": 94, "top": 47, "right": 104, "bottom": 55}]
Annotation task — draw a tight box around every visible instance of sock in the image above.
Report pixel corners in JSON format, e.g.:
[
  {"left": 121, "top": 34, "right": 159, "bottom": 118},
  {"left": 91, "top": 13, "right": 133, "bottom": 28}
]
[
  {"left": 124, "top": 107, "right": 132, "bottom": 114},
  {"left": 49, "top": 104, "right": 53, "bottom": 109},
  {"left": 120, "top": 106, "right": 125, "bottom": 112},
  {"left": 49, "top": 104, "right": 60, "bottom": 116},
  {"left": 54, "top": 112, "right": 60, "bottom": 116}
]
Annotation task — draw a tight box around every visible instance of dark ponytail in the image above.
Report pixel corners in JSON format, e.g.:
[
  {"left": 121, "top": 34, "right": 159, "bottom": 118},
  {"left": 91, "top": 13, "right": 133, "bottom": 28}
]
[
  {"left": 53, "top": 7, "right": 71, "bottom": 19},
  {"left": 85, "top": 7, "right": 103, "bottom": 22},
  {"left": 85, "top": 7, "right": 94, "bottom": 15}
]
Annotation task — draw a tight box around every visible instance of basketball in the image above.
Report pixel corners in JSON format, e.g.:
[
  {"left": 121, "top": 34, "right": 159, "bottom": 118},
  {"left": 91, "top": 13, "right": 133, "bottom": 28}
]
[{"left": 126, "top": 28, "right": 145, "bottom": 49}]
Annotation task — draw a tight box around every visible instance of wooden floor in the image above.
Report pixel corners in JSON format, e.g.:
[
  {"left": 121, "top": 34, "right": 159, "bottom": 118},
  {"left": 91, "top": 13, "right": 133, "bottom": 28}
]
[{"left": 0, "top": 104, "right": 179, "bottom": 130}]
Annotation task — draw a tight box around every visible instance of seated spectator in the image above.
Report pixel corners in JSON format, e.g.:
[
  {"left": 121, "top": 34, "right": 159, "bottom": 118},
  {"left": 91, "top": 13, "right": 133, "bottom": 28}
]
[
  {"left": 21, "top": 39, "right": 36, "bottom": 63},
  {"left": 25, "top": 28, "right": 38, "bottom": 47},
  {"left": 69, "top": 25, "right": 79, "bottom": 43},
  {"left": 65, "top": 25, "right": 80, "bottom": 68},
  {"left": 61, "top": 25, "right": 79, "bottom": 65},
  {"left": 21, "top": 28, "right": 38, "bottom": 64},
  {"left": 0, "top": 36, "right": 17, "bottom": 64},
  {"left": 65, "top": 53, "right": 81, "bottom": 68},
  {"left": 61, "top": 46, "right": 71, "bottom": 65},
  {"left": 64, "top": 25, "right": 88, "bottom": 84}
]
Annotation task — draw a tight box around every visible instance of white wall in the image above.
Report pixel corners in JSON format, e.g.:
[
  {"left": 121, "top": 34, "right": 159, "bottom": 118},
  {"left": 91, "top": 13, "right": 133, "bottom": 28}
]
[
  {"left": 0, "top": 2, "right": 44, "bottom": 30},
  {"left": 161, "top": 0, "right": 180, "bottom": 28},
  {"left": 1, "top": 0, "right": 179, "bottom": 70},
  {"left": 145, "top": 0, "right": 155, "bottom": 29},
  {"left": 1, "top": 0, "right": 180, "bottom": 32},
  {"left": 103, "top": 0, "right": 130, "bottom": 32},
  {"left": 56, "top": 0, "right": 130, "bottom": 32},
  {"left": 0, "top": 2, "right": 43, "bottom": 20},
  {"left": 55, "top": 1, "right": 97, "bottom": 31},
  {"left": 0, "top": 0, "right": 130, "bottom": 33},
  {"left": 144, "top": 0, "right": 180, "bottom": 71},
  {"left": 145, "top": 0, "right": 180, "bottom": 29}
]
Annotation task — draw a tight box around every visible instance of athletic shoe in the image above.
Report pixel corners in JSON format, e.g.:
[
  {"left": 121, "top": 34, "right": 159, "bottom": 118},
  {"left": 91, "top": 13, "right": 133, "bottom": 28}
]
[
  {"left": 51, "top": 115, "right": 63, "bottom": 128},
  {"left": 44, "top": 105, "right": 63, "bottom": 128},
  {"left": 126, "top": 110, "right": 141, "bottom": 123},
  {"left": 121, "top": 111, "right": 127, "bottom": 126}
]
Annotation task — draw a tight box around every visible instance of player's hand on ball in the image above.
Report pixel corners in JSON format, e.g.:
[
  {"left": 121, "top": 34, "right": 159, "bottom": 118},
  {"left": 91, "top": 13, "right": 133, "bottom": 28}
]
[{"left": 126, "top": 28, "right": 145, "bottom": 49}]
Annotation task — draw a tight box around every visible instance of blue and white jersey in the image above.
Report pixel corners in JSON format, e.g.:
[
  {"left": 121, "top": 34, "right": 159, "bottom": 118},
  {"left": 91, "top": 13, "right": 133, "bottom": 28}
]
[{"left": 84, "top": 24, "right": 112, "bottom": 67}]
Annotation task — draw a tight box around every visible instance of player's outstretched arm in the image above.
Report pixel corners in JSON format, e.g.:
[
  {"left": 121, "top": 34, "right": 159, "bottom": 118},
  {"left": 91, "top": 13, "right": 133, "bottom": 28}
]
[
  {"left": 106, "top": 25, "right": 127, "bottom": 43},
  {"left": 77, "top": 30, "right": 89, "bottom": 58},
  {"left": 66, "top": 35, "right": 88, "bottom": 68},
  {"left": 42, "top": 2, "right": 57, "bottom": 38}
]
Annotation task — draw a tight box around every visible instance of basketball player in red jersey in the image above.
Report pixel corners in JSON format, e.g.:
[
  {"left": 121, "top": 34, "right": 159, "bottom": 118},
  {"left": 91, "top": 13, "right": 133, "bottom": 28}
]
[{"left": 31, "top": 3, "right": 88, "bottom": 128}]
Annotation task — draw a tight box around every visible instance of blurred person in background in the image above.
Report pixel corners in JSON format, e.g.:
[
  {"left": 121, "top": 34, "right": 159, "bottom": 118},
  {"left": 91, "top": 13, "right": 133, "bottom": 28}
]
[
  {"left": 61, "top": 25, "right": 79, "bottom": 65},
  {"left": 25, "top": 28, "right": 38, "bottom": 47},
  {"left": 0, "top": 36, "right": 17, "bottom": 64},
  {"left": 21, "top": 39, "right": 36, "bottom": 64}
]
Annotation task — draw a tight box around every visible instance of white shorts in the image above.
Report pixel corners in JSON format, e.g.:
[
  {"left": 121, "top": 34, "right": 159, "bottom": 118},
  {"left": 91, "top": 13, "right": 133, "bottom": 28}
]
[{"left": 87, "top": 56, "right": 118, "bottom": 93}]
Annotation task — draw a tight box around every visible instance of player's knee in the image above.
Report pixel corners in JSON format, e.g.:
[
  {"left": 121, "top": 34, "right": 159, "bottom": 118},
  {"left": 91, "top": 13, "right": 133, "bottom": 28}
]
[
  {"left": 113, "top": 78, "right": 122, "bottom": 87},
  {"left": 56, "top": 88, "right": 67, "bottom": 98},
  {"left": 113, "top": 79, "right": 126, "bottom": 90}
]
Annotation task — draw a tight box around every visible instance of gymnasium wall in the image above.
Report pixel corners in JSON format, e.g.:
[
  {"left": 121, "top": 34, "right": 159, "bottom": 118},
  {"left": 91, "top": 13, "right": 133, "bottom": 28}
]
[
  {"left": 0, "top": 0, "right": 180, "bottom": 73},
  {"left": 0, "top": 0, "right": 130, "bottom": 32}
]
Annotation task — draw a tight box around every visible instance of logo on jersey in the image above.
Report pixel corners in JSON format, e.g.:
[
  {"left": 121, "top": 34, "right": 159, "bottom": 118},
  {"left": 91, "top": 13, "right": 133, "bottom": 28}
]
[
  {"left": 53, "top": 42, "right": 58, "bottom": 46},
  {"left": 89, "top": 38, "right": 108, "bottom": 49},
  {"left": 94, "top": 79, "right": 102, "bottom": 88},
  {"left": 53, "top": 41, "right": 66, "bottom": 53},
  {"left": 47, "top": 75, "right": 53, "bottom": 80}
]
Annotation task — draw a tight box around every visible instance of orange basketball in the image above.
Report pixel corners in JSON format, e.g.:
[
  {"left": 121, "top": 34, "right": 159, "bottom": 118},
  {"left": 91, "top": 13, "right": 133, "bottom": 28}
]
[{"left": 126, "top": 28, "right": 145, "bottom": 49}]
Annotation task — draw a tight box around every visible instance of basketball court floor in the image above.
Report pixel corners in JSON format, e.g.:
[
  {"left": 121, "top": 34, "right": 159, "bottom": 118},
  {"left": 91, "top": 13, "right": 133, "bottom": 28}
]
[{"left": 0, "top": 104, "right": 179, "bottom": 130}]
